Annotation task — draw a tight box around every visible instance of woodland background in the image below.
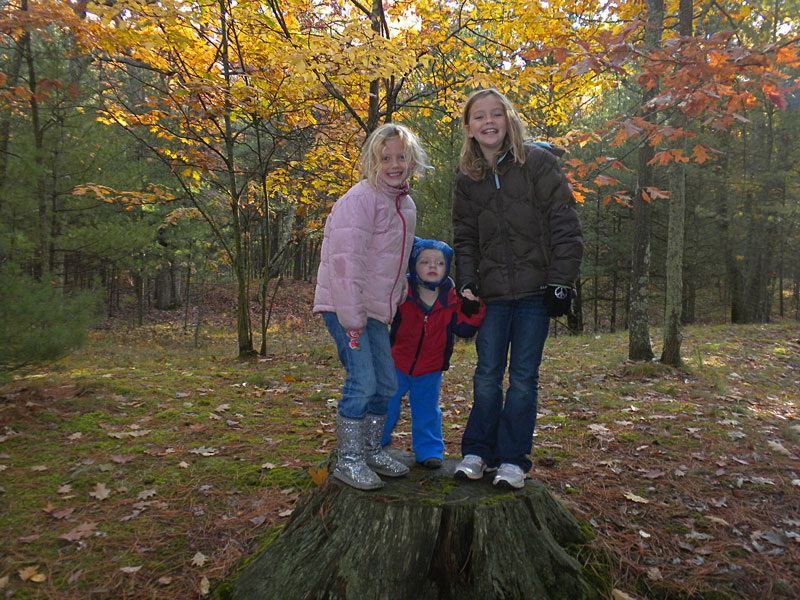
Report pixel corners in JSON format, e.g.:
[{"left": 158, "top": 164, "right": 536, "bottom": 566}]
[
  {"left": 0, "top": 0, "right": 798, "bottom": 375},
  {"left": 1, "top": 2, "right": 799, "bottom": 599}
]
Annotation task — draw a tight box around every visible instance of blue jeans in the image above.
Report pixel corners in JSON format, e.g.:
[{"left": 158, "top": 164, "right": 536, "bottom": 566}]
[
  {"left": 382, "top": 369, "right": 444, "bottom": 461},
  {"left": 460, "top": 295, "right": 549, "bottom": 472},
  {"left": 322, "top": 312, "right": 397, "bottom": 419}
]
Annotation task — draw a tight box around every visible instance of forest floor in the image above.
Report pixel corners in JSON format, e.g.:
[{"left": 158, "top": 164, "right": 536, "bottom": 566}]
[{"left": 1, "top": 280, "right": 799, "bottom": 600}]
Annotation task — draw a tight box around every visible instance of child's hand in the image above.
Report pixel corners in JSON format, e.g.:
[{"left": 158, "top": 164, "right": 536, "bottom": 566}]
[
  {"left": 460, "top": 283, "right": 479, "bottom": 302},
  {"left": 346, "top": 329, "right": 362, "bottom": 350}
]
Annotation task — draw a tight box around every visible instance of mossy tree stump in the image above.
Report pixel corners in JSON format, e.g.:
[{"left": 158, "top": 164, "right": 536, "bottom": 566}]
[{"left": 231, "top": 451, "right": 602, "bottom": 600}]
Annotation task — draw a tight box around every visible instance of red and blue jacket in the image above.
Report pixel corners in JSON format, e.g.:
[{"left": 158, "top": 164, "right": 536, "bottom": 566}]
[{"left": 389, "top": 277, "right": 485, "bottom": 377}]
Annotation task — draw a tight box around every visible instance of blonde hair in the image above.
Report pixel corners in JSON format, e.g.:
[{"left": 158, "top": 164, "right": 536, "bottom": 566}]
[
  {"left": 458, "top": 88, "right": 527, "bottom": 181},
  {"left": 360, "top": 123, "right": 431, "bottom": 189}
]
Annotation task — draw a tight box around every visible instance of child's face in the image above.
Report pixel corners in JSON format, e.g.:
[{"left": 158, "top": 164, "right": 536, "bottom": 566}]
[
  {"left": 466, "top": 94, "right": 507, "bottom": 159},
  {"left": 377, "top": 137, "right": 413, "bottom": 188},
  {"left": 415, "top": 249, "right": 446, "bottom": 285}
]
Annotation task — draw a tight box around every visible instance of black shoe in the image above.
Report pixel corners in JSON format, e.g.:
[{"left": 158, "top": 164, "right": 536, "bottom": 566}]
[{"left": 417, "top": 457, "right": 442, "bottom": 469}]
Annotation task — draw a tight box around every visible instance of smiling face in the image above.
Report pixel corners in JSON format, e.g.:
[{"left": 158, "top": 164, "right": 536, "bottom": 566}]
[
  {"left": 377, "top": 136, "right": 413, "bottom": 188},
  {"left": 466, "top": 94, "right": 508, "bottom": 161},
  {"left": 415, "top": 248, "right": 447, "bottom": 285}
]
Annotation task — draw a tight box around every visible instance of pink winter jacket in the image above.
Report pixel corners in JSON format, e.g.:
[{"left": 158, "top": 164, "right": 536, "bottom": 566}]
[{"left": 313, "top": 179, "right": 416, "bottom": 331}]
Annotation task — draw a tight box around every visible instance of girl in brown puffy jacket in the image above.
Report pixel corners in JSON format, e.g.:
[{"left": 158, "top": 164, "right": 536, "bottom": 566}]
[{"left": 451, "top": 88, "right": 583, "bottom": 489}]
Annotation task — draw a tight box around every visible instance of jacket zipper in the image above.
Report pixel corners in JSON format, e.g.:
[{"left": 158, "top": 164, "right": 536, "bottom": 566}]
[
  {"left": 408, "top": 313, "right": 429, "bottom": 376},
  {"left": 389, "top": 192, "right": 408, "bottom": 320},
  {"left": 492, "top": 155, "right": 518, "bottom": 296}
]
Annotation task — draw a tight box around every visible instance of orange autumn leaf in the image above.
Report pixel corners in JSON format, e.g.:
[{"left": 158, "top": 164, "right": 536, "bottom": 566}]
[{"left": 308, "top": 466, "right": 328, "bottom": 485}]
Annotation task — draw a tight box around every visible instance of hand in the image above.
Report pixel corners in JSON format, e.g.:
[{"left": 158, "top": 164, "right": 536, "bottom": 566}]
[
  {"left": 460, "top": 283, "right": 479, "bottom": 302},
  {"left": 543, "top": 285, "right": 572, "bottom": 317},
  {"left": 460, "top": 297, "right": 481, "bottom": 317},
  {"left": 346, "top": 329, "right": 361, "bottom": 350}
]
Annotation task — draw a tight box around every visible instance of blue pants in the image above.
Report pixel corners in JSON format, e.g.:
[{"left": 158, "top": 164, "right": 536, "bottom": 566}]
[
  {"left": 461, "top": 295, "right": 549, "bottom": 472},
  {"left": 381, "top": 369, "right": 444, "bottom": 462},
  {"left": 322, "top": 312, "right": 397, "bottom": 419}
]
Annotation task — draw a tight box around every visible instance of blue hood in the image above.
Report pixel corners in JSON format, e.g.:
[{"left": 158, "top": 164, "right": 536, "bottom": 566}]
[{"left": 407, "top": 237, "right": 454, "bottom": 291}]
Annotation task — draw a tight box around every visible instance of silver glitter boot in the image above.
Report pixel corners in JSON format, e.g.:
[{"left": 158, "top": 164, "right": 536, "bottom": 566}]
[
  {"left": 363, "top": 413, "right": 409, "bottom": 477},
  {"left": 333, "top": 415, "right": 383, "bottom": 490}
]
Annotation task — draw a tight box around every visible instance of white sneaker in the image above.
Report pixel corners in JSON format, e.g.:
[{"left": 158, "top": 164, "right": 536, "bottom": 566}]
[
  {"left": 492, "top": 463, "right": 526, "bottom": 489},
  {"left": 454, "top": 454, "right": 487, "bottom": 480}
]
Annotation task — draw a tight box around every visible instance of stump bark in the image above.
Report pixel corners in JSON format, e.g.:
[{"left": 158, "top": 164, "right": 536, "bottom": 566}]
[{"left": 231, "top": 451, "right": 601, "bottom": 600}]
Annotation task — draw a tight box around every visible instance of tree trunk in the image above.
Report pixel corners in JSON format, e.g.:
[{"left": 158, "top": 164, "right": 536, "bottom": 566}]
[
  {"left": 660, "top": 0, "right": 692, "bottom": 367},
  {"left": 154, "top": 265, "right": 181, "bottom": 309},
  {"left": 627, "top": 0, "right": 663, "bottom": 361},
  {"left": 661, "top": 162, "right": 684, "bottom": 366},
  {"left": 231, "top": 454, "right": 602, "bottom": 600},
  {"left": 568, "top": 278, "right": 584, "bottom": 334}
]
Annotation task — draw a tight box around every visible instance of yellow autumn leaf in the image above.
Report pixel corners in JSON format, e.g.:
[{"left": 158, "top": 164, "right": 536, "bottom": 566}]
[{"left": 18, "top": 566, "right": 43, "bottom": 582}]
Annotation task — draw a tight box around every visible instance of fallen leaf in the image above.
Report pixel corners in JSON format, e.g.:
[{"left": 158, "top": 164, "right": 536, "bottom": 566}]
[
  {"left": 120, "top": 566, "right": 141, "bottom": 574},
  {"left": 767, "top": 440, "right": 793, "bottom": 456},
  {"left": 157, "top": 576, "right": 173, "bottom": 585},
  {"left": 68, "top": 432, "right": 83, "bottom": 440},
  {"left": 138, "top": 489, "right": 156, "bottom": 500},
  {"left": 623, "top": 491, "right": 649, "bottom": 504},
  {"left": 279, "top": 509, "right": 293, "bottom": 517},
  {"left": 57, "top": 484, "right": 72, "bottom": 494},
  {"left": 214, "top": 403, "right": 230, "bottom": 412},
  {"left": 89, "top": 482, "right": 110, "bottom": 500},
  {"left": 18, "top": 534, "right": 40, "bottom": 543},
  {"left": 308, "top": 466, "right": 328, "bottom": 485},
  {"left": 30, "top": 465, "right": 48, "bottom": 472},
  {"left": 646, "top": 567, "right": 663, "bottom": 581},
  {"left": 612, "top": 590, "right": 640, "bottom": 600},
  {"left": 178, "top": 461, "right": 190, "bottom": 469},
  {"left": 107, "top": 430, "right": 151, "bottom": 439},
  {"left": 110, "top": 454, "right": 137, "bottom": 464},
  {"left": 191, "top": 551, "right": 207, "bottom": 567},
  {"left": 261, "top": 462, "right": 277, "bottom": 470},
  {"left": 50, "top": 507, "right": 74, "bottom": 520},
  {"left": 59, "top": 521, "right": 97, "bottom": 542},
  {"left": 18, "top": 566, "right": 44, "bottom": 582},
  {"left": 762, "top": 530, "right": 788, "bottom": 547},
  {"left": 199, "top": 576, "right": 210, "bottom": 595},
  {"left": 0, "top": 574, "right": 8, "bottom": 589},
  {"left": 190, "top": 446, "right": 218, "bottom": 456}
]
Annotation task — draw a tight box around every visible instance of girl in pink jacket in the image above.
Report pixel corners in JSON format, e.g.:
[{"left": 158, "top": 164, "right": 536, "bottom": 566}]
[{"left": 313, "top": 123, "right": 431, "bottom": 490}]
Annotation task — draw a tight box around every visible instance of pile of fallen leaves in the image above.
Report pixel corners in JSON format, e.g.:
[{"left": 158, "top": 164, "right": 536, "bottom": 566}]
[{"left": 1, "top": 282, "right": 798, "bottom": 599}]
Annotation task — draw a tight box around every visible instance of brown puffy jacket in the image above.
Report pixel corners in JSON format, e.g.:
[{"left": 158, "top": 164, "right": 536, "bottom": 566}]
[{"left": 452, "top": 143, "right": 583, "bottom": 303}]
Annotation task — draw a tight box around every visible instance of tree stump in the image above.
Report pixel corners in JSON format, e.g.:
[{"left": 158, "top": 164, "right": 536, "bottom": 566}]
[{"left": 231, "top": 450, "right": 602, "bottom": 600}]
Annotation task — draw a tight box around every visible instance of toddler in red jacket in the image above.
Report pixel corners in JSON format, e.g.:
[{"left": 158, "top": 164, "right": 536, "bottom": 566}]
[{"left": 381, "top": 237, "right": 485, "bottom": 468}]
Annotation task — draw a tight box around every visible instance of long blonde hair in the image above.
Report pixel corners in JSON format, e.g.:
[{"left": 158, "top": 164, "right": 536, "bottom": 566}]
[
  {"left": 458, "top": 88, "right": 527, "bottom": 181},
  {"left": 360, "top": 123, "right": 431, "bottom": 189}
]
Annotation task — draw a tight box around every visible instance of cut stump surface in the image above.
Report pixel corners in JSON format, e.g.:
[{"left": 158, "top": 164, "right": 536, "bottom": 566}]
[{"left": 232, "top": 450, "right": 602, "bottom": 600}]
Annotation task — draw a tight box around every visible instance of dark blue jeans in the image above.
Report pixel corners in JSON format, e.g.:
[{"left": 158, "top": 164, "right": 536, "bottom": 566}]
[
  {"left": 461, "top": 295, "right": 549, "bottom": 472},
  {"left": 322, "top": 312, "right": 397, "bottom": 419}
]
